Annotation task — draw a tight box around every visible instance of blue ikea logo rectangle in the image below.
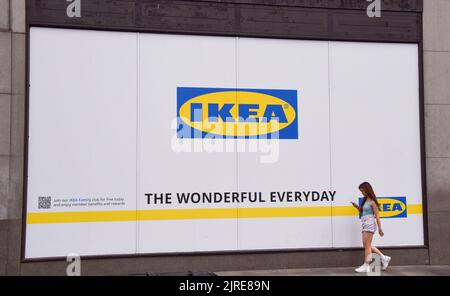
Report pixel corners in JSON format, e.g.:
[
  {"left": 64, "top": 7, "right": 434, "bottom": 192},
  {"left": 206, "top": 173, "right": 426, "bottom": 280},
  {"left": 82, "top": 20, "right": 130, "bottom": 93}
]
[
  {"left": 177, "top": 87, "right": 299, "bottom": 139},
  {"left": 358, "top": 196, "right": 407, "bottom": 219}
]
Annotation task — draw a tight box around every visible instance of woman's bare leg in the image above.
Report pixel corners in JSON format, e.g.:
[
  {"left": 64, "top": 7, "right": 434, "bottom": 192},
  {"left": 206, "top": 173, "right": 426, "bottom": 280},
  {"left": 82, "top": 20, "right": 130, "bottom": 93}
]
[
  {"left": 371, "top": 246, "right": 383, "bottom": 257},
  {"left": 362, "top": 232, "right": 374, "bottom": 263}
]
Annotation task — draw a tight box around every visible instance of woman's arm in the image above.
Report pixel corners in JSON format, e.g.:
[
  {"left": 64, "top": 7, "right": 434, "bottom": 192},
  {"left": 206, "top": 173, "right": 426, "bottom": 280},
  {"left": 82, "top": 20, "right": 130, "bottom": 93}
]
[
  {"left": 351, "top": 202, "right": 361, "bottom": 212},
  {"left": 372, "top": 201, "right": 384, "bottom": 237}
]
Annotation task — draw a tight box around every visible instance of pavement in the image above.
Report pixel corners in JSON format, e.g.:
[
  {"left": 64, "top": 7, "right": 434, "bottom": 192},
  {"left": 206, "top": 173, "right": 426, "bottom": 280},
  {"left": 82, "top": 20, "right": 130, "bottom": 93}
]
[{"left": 216, "top": 265, "right": 450, "bottom": 276}]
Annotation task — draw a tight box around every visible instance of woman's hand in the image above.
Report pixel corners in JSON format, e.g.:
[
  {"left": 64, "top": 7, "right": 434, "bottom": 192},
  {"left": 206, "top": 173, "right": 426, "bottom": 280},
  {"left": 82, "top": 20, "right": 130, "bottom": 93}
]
[{"left": 379, "top": 229, "right": 384, "bottom": 237}]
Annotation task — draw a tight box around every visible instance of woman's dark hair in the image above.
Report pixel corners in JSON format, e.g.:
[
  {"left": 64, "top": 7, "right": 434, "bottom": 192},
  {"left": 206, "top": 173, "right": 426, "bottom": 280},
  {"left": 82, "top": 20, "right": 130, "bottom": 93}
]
[{"left": 358, "top": 182, "right": 380, "bottom": 213}]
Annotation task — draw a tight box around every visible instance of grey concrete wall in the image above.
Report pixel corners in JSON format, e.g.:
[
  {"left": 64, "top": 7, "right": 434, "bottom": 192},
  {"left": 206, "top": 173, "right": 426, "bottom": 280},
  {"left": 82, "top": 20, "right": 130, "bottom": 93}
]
[
  {"left": 0, "top": 0, "right": 25, "bottom": 276},
  {"left": 423, "top": 0, "right": 450, "bottom": 266},
  {"left": 0, "top": 0, "right": 448, "bottom": 275}
]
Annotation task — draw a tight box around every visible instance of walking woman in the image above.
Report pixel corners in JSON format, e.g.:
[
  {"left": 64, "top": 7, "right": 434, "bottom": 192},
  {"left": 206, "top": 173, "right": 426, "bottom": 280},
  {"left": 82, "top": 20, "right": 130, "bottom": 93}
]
[{"left": 351, "top": 182, "right": 391, "bottom": 273}]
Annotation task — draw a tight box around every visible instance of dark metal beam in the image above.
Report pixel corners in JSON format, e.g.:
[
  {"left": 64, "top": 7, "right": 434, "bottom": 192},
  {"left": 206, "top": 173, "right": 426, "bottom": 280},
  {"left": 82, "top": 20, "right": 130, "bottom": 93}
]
[{"left": 27, "top": 0, "right": 422, "bottom": 43}]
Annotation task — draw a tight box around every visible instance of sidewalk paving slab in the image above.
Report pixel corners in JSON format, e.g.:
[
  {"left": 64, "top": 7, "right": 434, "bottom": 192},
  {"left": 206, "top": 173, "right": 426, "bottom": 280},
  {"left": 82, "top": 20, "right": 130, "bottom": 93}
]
[{"left": 216, "top": 265, "right": 450, "bottom": 276}]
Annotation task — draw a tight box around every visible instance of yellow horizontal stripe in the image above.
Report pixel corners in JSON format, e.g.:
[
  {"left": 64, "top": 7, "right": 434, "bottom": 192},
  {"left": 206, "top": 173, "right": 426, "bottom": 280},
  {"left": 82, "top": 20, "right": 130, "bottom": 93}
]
[
  {"left": 238, "top": 206, "right": 333, "bottom": 218},
  {"left": 27, "top": 204, "right": 423, "bottom": 224},
  {"left": 27, "top": 210, "right": 138, "bottom": 224},
  {"left": 138, "top": 208, "right": 238, "bottom": 221},
  {"left": 407, "top": 204, "right": 423, "bottom": 215},
  {"left": 332, "top": 206, "right": 359, "bottom": 216}
]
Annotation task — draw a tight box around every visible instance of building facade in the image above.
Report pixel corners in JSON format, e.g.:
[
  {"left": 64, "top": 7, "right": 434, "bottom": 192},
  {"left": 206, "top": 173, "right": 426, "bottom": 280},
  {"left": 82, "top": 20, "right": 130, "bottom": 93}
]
[{"left": 0, "top": 0, "right": 449, "bottom": 275}]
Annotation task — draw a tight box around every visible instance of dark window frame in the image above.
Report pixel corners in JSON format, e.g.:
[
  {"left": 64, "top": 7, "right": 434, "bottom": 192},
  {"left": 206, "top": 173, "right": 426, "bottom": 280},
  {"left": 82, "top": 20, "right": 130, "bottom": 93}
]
[{"left": 21, "top": 0, "right": 427, "bottom": 262}]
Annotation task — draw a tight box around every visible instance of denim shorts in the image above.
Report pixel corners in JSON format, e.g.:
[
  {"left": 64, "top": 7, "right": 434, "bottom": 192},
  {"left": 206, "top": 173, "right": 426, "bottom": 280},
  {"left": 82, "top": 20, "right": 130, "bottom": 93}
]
[{"left": 361, "top": 215, "right": 377, "bottom": 233}]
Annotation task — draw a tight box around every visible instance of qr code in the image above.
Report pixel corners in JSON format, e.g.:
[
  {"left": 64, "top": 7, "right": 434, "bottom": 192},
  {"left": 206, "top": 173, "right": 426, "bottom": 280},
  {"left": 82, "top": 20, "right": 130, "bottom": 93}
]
[{"left": 38, "top": 196, "right": 51, "bottom": 209}]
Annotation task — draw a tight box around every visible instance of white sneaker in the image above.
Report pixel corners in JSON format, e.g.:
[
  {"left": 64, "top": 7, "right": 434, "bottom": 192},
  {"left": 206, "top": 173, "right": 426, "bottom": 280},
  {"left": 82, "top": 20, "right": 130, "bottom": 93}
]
[
  {"left": 355, "top": 264, "right": 370, "bottom": 273},
  {"left": 381, "top": 256, "right": 391, "bottom": 270}
]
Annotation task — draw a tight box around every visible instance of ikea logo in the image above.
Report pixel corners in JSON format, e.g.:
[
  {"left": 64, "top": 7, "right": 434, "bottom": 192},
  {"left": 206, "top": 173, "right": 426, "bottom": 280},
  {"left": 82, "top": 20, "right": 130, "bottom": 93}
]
[
  {"left": 177, "top": 87, "right": 299, "bottom": 139},
  {"left": 358, "top": 197, "right": 407, "bottom": 219}
]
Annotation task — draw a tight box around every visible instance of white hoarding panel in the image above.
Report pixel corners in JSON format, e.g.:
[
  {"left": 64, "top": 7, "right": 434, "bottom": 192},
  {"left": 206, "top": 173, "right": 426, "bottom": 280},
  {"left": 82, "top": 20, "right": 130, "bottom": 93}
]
[
  {"left": 329, "top": 42, "right": 423, "bottom": 247},
  {"left": 236, "top": 38, "right": 333, "bottom": 250},
  {"left": 26, "top": 28, "right": 138, "bottom": 258},
  {"left": 137, "top": 34, "right": 238, "bottom": 253},
  {"left": 25, "top": 28, "right": 424, "bottom": 258}
]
